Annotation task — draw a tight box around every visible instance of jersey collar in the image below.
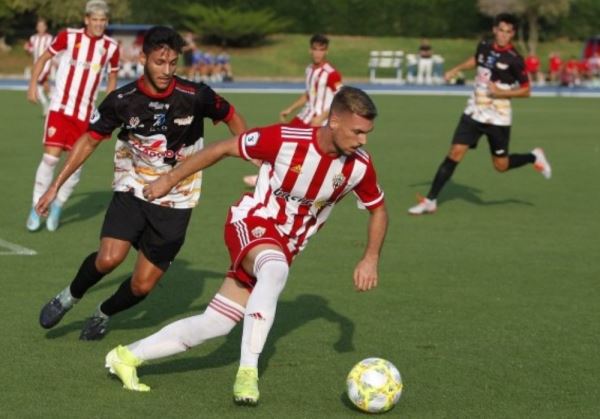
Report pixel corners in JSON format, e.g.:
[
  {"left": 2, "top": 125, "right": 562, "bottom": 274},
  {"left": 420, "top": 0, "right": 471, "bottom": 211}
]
[
  {"left": 492, "top": 42, "right": 513, "bottom": 52},
  {"left": 136, "top": 76, "right": 176, "bottom": 99}
]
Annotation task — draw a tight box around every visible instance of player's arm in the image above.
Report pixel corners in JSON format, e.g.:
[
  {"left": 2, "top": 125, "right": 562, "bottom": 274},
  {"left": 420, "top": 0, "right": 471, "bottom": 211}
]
[
  {"left": 444, "top": 56, "right": 476, "bottom": 81},
  {"left": 353, "top": 204, "right": 388, "bottom": 292},
  {"left": 310, "top": 79, "right": 343, "bottom": 126},
  {"left": 143, "top": 136, "right": 240, "bottom": 200},
  {"left": 35, "top": 133, "right": 102, "bottom": 216},
  {"left": 225, "top": 111, "right": 247, "bottom": 135},
  {"left": 280, "top": 93, "right": 308, "bottom": 122},
  {"left": 27, "top": 50, "right": 53, "bottom": 103},
  {"left": 488, "top": 82, "right": 530, "bottom": 99},
  {"left": 106, "top": 71, "right": 118, "bottom": 94}
]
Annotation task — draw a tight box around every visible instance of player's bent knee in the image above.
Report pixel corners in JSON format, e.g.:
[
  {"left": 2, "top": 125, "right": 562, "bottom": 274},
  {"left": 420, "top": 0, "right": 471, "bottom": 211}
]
[
  {"left": 130, "top": 279, "right": 156, "bottom": 296},
  {"left": 493, "top": 159, "right": 509, "bottom": 172},
  {"left": 95, "top": 253, "right": 124, "bottom": 272}
]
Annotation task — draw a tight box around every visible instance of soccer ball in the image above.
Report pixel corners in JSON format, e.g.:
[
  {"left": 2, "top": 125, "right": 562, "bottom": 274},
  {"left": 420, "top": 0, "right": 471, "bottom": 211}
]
[{"left": 346, "top": 357, "right": 403, "bottom": 413}]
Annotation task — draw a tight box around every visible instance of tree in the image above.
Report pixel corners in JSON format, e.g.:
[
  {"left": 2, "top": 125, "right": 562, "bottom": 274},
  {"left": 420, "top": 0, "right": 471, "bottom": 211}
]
[
  {"left": 478, "top": 0, "right": 572, "bottom": 54},
  {"left": 6, "top": 0, "right": 130, "bottom": 27}
]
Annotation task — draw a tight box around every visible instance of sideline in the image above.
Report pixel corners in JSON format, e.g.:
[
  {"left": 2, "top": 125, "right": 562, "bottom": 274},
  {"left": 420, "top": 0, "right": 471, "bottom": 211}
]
[
  {"left": 0, "top": 238, "right": 37, "bottom": 256},
  {"left": 2, "top": 78, "right": 600, "bottom": 98}
]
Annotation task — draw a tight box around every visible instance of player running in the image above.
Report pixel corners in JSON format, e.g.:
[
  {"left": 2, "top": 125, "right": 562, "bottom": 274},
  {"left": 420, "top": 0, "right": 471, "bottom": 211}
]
[
  {"left": 104, "top": 86, "right": 387, "bottom": 406},
  {"left": 26, "top": 0, "right": 120, "bottom": 232},
  {"left": 36, "top": 26, "right": 246, "bottom": 340},
  {"left": 408, "top": 13, "right": 552, "bottom": 215}
]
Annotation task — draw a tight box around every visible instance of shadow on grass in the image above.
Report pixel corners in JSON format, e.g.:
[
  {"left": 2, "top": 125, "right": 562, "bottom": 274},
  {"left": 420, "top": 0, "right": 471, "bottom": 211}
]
[
  {"left": 59, "top": 190, "right": 113, "bottom": 227},
  {"left": 140, "top": 294, "right": 355, "bottom": 377},
  {"left": 43, "top": 259, "right": 223, "bottom": 339},
  {"left": 410, "top": 180, "right": 534, "bottom": 207}
]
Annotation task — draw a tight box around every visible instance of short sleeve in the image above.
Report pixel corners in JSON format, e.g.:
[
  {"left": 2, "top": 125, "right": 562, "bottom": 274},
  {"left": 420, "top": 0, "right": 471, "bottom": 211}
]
[
  {"left": 513, "top": 56, "right": 529, "bottom": 86},
  {"left": 237, "top": 124, "right": 284, "bottom": 164},
  {"left": 108, "top": 45, "right": 120, "bottom": 73},
  {"left": 87, "top": 92, "right": 121, "bottom": 140},
  {"left": 196, "top": 84, "right": 234, "bottom": 123},
  {"left": 353, "top": 160, "right": 385, "bottom": 211},
  {"left": 327, "top": 70, "right": 342, "bottom": 91},
  {"left": 48, "top": 30, "right": 68, "bottom": 56}
]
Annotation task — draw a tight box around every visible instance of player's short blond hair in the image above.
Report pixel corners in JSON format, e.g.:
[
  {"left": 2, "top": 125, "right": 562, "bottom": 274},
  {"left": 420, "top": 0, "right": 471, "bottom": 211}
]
[{"left": 85, "top": 0, "right": 109, "bottom": 16}]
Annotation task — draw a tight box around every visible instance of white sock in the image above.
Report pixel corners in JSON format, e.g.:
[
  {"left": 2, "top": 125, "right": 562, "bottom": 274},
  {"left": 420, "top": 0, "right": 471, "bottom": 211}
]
[
  {"left": 55, "top": 167, "right": 82, "bottom": 207},
  {"left": 32, "top": 153, "right": 59, "bottom": 205},
  {"left": 239, "top": 249, "right": 289, "bottom": 368},
  {"left": 128, "top": 294, "right": 244, "bottom": 361}
]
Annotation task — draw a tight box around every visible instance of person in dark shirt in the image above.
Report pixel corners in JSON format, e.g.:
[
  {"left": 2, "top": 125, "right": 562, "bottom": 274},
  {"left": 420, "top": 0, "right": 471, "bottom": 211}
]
[
  {"left": 409, "top": 13, "right": 552, "bottom": 215},
  {"left": 36, "top": 26, "right": 247, "bottom": 340}
]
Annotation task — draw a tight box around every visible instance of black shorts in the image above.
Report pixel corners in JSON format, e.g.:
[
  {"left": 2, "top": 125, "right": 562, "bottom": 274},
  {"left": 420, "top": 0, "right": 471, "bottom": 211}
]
[
  {"left": 100, "top": 192, "right": 192, "bottom": 271},
  {"left": 452, "top": 114, "right": 511, "bottom": 157}
]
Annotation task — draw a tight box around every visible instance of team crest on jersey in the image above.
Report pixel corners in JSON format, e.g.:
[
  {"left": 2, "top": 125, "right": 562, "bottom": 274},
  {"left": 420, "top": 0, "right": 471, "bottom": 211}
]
[
  {"left": 291, "top": 164, "right": 302, "bottom": 174},
  {"left": 332, "top": 173, "right": 346, "bottom": 189},
  {"left": 314, "top": 200, "right": 327, "bottom": 210},
  {"left": 243, "top": 132, "right": 260, "bottom": 146},
  {"left": 90, "top": 109, "right": 101, "bottom": 124},
  {"left": 91, "top": 63, "right": 101, "bottom": 73},
  {"left": 48, "top": 126, "right": 56, "bottom": 137},
  {"left": 128, "top": 116, "right": 141, "bottom": 128},
  {"left": 251, "top": 226, "right": 266, "bottom": 238}
]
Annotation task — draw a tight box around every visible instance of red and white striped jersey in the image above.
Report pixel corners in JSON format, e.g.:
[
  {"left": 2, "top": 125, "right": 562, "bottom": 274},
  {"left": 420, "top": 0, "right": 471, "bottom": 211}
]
[
  {"left": 234, "top": 124, "right": 384, "bottom": 257},
  {"left": 297, "top": 62, "right": 342, "bottom": 125},
  {"left": 26, "top": 32, "right": 54, "bottom": 81},
  {"left": 48, "top": 29, "right": 120, "bottom": 122}
]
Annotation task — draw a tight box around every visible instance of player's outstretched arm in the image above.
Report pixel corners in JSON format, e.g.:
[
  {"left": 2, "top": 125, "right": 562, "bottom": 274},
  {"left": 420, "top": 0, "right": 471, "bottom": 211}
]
[
  {"left": 143, "top": 136, "right": 240, "bottom": 200},
  {"left": 444, "top": 56, "right": 476, "bottom": 81},
  {"left": 279, "top": 93, "right": 308, "bottom": 122},
  {"left": 353, "top": 204, "right": 388, "bottom": 292},
  {"left": 27, "top": 50, "right": 53, "bottom": 103},
  {"left": 225, "top": 111, "right": 247, "bottom": 135},
  {"left": 35, "top": 133, "right": 101, "bottom": 216}
]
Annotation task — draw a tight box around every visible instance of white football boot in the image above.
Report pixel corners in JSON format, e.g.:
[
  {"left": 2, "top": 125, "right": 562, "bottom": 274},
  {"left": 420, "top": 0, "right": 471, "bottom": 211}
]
[
  {"left": 408, "top": 195, "right": 437, "bottom": 215},
  {"left": 532, "top": 148, "right": 552, "bottom": 179}
]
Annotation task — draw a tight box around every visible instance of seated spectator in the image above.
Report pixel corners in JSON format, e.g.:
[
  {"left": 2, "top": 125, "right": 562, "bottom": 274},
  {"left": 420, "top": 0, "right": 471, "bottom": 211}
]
[
  {"left": 416, "top": 39, "right": 433, "bottom": 85},
  {"left": 196, "top": 50, "right": 215, "bottom": 82},
  {"left": 525, "top": 53, "right": 544, "bottom": 85},
  {"left": 548, "top": 52, "right": 562, "bottom": 84},
  {"left": 215, "top": 49, "right": 234, "bottom": 82},
  {"left": 405, "top": 53, "right": 418, "bottom": 84},
  {"left": 181, "top": 32, "right": 198, "bottom": 80},
  {"left": 561, "top": 56, "right": 580, "bottom": 87}
]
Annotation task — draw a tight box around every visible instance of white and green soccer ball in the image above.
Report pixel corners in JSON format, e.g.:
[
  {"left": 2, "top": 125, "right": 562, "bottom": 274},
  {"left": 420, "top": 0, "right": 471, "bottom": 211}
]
[{"left": 346, "top": 357, "right": 403, "bottom": 413}]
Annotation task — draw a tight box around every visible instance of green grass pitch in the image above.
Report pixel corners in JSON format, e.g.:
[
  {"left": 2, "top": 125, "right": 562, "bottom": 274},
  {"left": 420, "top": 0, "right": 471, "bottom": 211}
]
[{"left": 1, "top": 90, "right": 598, "bottom": 417}]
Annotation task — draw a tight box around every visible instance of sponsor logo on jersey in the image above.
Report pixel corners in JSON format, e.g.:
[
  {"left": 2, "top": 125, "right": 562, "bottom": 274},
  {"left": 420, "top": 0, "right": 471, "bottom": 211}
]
[
  {"left": 148, "top": 101, "right": 169, "bottom": 110},
  {"left": 251, "top": 226, "right": 266, "bottom": 238},
  {"left": 174, "top": 115, "right": 194, "bottom": 126},
  {"left": 130, "top": 133, "right": 185, "bottom": 160},
  {"left": 495, "top": 149, "right": 505, "bottom": 155},
  {"left": 243, "top": 131, "right": 260, "bottom": 146},
  {"left": 332, "top": 173, "right": 346, "bottom": 189},
  {"left": 496, "top": 62, "right": 509, "bottom": 70},
  {"left": 273, "top": 188, "right": 333, "bottom": 208},
  {"left": 48, "top": 126, "right": 56, "bottom": 137}
]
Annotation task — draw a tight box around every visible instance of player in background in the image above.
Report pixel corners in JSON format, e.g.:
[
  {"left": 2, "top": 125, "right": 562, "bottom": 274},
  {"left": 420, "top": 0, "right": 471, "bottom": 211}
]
[
  {"left": 26, "top": 0, "right": 119, "bottom": 232},
  {"left": 36, "top": 26, "right": 247, "bottom": 340},
  {"left": 408, "top": 13, "right": 552, "bottom": 215},
  {"left": 24, "top": 17, "right": 53, "bottom": 116},
  {"left": 104, "top": 87, "right": 387, "bottom": 406},
  {"left": 242, "top": 34, "right": 343, "bottom": 187}
]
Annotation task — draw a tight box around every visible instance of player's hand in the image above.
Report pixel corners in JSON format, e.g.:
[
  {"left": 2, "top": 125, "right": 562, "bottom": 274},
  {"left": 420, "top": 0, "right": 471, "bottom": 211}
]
[
  {"left": 143, "top": 175, "right": 174, "bottom": 201},
  {"left": 444, "top": 70, "right": 456, "bottom": 82},
  {"left": 353, "top": 257, "right": 379, "bottom": 292},
  {"left": 36, "top": 187, "right": 58, "bottom": 217},
  {"left": 27, "top": 85, "right": 38, "bottom": 104},
  {"left": 487, "top": 81, "right": 502, "bottom": 97},
  {"left": 279, "top": 109, "right": 291, "bottom": 122}
]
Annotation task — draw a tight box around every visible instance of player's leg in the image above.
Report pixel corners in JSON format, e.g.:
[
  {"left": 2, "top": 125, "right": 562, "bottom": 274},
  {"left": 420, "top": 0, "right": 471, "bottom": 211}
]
[
  {"left": 81, "top": 200, "right": 192, "bottom": 340},
  {"left": 409, "top": 114, "right": 478, "bottom": 215},
  {"left": 47, "top": 118, "right": 89, "bottom": 231},
  {"left": 234, "top": 243, "right": 290, "bottom": 405},
  {"left": 106, "top": 277, "right": 249, "bottom": 391},
  {"left": 39, "top": 237, "right": 131, "bottom": 329},
  {"left": 27, "top": 141, "right": 61, "bottom": 231}
]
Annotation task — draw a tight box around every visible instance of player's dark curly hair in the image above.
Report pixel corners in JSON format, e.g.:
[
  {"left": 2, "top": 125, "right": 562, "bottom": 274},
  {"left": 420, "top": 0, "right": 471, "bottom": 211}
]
[
  {"left": 310, "top": 34, "right": 329, "bottom": 47},
  {"left": 330, "top": 86, "right": 377, "bottom": 120},
  {"left": 142, "top": 26, "right": 185, "bottom": 54},
  {"left": 494, "top": 13, "right": 519, "bottom": 30}
]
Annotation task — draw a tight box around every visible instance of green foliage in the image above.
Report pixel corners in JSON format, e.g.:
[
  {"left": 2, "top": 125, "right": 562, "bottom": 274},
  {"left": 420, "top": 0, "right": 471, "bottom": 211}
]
[
  {"left": 181, "top": 4, "right": 291, "bottom": 47},
  {"left": 551, "top": 0, "right": 600, "bottom": 40}
]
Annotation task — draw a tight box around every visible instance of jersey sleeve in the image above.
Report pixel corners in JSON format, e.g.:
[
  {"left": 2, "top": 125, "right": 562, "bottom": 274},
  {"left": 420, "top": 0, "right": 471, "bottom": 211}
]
[
  {"left": 353, "top": 159, "right": 385, "bottom": 211},
  {"left": 196, "top": 84, "right": 234, "bottom": 124},
  {"left": 87, "top": 92, "right": 121, "bottom": 140},
  {"left": 108, "top": 44, "right": 120, "bottom": 73},
  {"left": 327, "top": 70, "right": 342, "bottom": 91},
  {"left": 512, "top": 55, "right": 530, "bottom": 86},
  {"left": 237, "top": 124, "right": 283, "bottom": 164},
  {"left": 48, "top": 30, "right": 67, "bottom": 56}
]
